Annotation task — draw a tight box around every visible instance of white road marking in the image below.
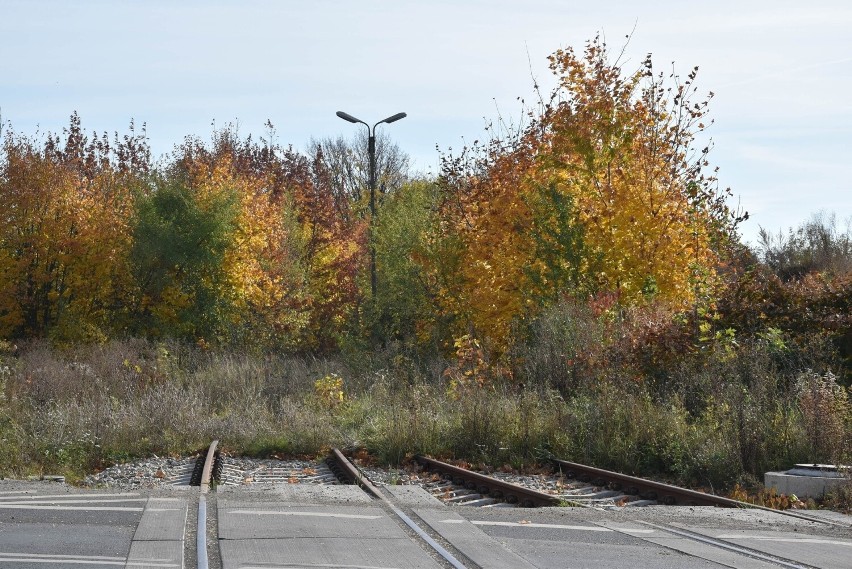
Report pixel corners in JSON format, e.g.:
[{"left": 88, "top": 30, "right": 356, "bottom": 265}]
[
  {"left": 0, "top": 498, "right": 148, "bottom": 506},
  {"left": 604, "top": 528, "right": 657, "bottom": 535},
  {"left": 240, "top": 565, "right": 402, "bottom": 569},
  {"left": 0, "top": 493, "right": 139, "bottom": 501},
  {"left": 0, "top": 552, "right": 177, "bottom": 567},
  {"left": 439, "top": 519, "right": 615, "bottom": 531},
  {"left": 715, "top": 535, "right": 852, "bottom": 547},
  {"left": 0, "top": 553, "right": 124, "bottom": 560},
  {"left": 0, "top": 561, "right": 123, "bottom": 566},
  {"left": 228, "top": 510, "right": 383, "bottom": 520},
  {"left": 0, "top": 504, "right": 144, "bottom": 511},
  {"left": 0, "top": 552, "right": 127, "bottom": 565}
]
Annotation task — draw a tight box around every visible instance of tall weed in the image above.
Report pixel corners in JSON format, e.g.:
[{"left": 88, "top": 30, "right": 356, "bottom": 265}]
[{"left": 2, "top": 338, "right": 850, "bottom": 495}]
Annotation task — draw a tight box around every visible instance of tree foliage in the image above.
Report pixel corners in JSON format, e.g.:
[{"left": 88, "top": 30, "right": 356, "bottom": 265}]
[
  {"left": 370, "top": 179, "right": 442, "bottom": 347},
  {"left": 131, "top": 176, "right": 237, "bottom": 341},
  {"left": 11, "top": 38, "right": 844, "bottom": 384},
  {"left": 159, "top": 127, "right": 364, "bottom": 351},
  {"left": 434, "top": 36, "right": 745, "bottom": 349},
  {"left": 0, "top": 114, "right": 148, "bottom": 341}
]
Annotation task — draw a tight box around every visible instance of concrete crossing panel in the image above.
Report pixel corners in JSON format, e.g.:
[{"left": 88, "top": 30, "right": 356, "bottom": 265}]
[
  {"left": 384, "top": 485, "right": 444, "bottom": 507},
  {"left": 132, "top": 498, "right": 188, "bottom": 541},
  {"left": 220, "top": 537, "right": 442, "bottom": 569},
  {"left": 217, "top": 483, "right": 372, "bottom": 505},
  {"left": 126, "top": 540, "right": 183, "bottom": 569},
  {"left": 673, "top": 525, "right": 852, "bottom": 569},
  {"left": 218, "top": 504, "right": 399, "bottom": 540},
  {"left": 414, "top": 508, "right": 539, "bottom": 569}
]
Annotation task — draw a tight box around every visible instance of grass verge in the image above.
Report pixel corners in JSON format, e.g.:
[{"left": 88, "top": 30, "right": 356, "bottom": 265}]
[{"left": 0, "top": 338, "right": 849, "bottom": 500}]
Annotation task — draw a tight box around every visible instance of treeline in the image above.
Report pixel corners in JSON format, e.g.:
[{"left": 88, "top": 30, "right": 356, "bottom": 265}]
[
  {"left": 0, "top": 113, "right": 357, "bottom": 351},
  {"left": 1, "top": 38, "right": 850, "bottom": 383}
]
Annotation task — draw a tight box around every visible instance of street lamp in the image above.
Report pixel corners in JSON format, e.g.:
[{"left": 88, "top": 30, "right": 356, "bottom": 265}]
[{"left": 336, "top": 110, "right": 407, "bottom": 299}]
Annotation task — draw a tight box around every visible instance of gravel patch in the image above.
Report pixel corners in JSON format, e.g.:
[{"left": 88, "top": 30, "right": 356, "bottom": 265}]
[
  {"left": 84, "top": 455, "right": 197, "bottom": 490},
  {"left": 217, "top": 455, "right": 338, "bottom": 485},
  {"left": 84, "top": 454, "right": 343, "bottom": 489},
  {"left": 355, "top": 465, "right": 415, "bottom": 486}
]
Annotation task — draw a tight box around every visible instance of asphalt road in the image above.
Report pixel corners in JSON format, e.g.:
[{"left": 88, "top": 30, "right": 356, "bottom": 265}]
[{"left": 0, "top": 481, "right": 187, "bottom": 569}]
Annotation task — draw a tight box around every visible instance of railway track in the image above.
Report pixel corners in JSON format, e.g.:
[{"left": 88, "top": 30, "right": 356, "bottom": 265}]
[
  {"left": 164, "top": 449, "right": 341, "bottom": 487},
  {"left": 413, "top": 455, "right": 563, "bottom": 507},
  {"left": 178, "top": 441, "right": 846, "bottom": 569},
  {"left": 413, "top": 454, "right": 848, "bottom": 526},
  {"left": 185, "top": 444, "right": 472, "bottom": 568},
  {"left": 549, "top": 457, "right": 749, "bottom": 507},
  {"left": 413, "top": 454, "right": 676, "bottom": 508},
  {"left": 182, "top": 444, "right": 843, "bottom": 521},
  {"left": 180, "top": 445, "right": 841, "bottom": 521},
  {"left": 549, "top": 456, "right": 850, "bottom": 525},
  {"left": 216, "top": 455, "right": 340, "bottom": 485}
]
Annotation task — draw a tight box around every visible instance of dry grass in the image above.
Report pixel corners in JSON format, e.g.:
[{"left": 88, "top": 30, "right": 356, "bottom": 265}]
[{"left": 0, "top": 338, "right": 849, "bottom": 499}]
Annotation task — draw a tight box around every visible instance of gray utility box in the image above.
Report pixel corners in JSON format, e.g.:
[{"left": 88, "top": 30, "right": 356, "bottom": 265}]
[{"left": 764, "top": 464, "right": 849, "bottom": 499}]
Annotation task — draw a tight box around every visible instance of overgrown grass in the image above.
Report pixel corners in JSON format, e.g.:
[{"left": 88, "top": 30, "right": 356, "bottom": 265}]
[{"left": 0, "top": 337, "right": 849, "bottom": 496}]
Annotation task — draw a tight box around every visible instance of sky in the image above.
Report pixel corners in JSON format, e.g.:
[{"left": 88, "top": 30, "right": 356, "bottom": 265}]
[{"left": 1, "top": 0, "right": 851, "bottom": 245}]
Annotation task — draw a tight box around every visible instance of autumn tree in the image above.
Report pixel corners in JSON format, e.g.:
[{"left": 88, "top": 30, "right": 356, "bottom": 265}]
[
  {"left": 150, "top": 126, "right": 363, "bottom": 351},
  {"left": 0, "top": 114, "right": 149, "bottom": 341},
  {"left": 370, "top": 179, "right": 444, "bottom": 348},
  {"left": 130, "top": 175, "right": 237, "bottom": 341},
  {"left": 538, "top": 38, "right": 742, "bottom": 304},
  {"left": 435, "top": 36, "right": 744, "bottom": 350}
]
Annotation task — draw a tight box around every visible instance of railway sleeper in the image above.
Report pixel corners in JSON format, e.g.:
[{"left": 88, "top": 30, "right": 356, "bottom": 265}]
[
  {"left": 565, "top": 489, "right": 622, "bottom": 500},
  {"left": 446, "top": 492, "right": 482, "bottom": 503},
  {"left": 465, "top": 497, "right": 501, "bottom": 507},
  {"left": 624, "top": 499, "right": 658, "bottom": 507}
]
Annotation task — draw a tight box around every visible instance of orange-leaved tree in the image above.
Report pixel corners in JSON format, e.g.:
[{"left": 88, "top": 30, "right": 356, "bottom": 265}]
[
  {"left": 0, "top": 114, "right": 148, "bottom": 341},
  {"left": 434, "top": 36, "right": 743, "bottom": 352}
]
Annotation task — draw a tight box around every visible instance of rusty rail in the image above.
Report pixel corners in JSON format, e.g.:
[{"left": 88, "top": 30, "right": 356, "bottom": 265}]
[
  {"left": 552, "top": 458, "right": 745, "bottom": 507},
  {"left": 414, "top": 455, "right": 561, "bottom": 507}
]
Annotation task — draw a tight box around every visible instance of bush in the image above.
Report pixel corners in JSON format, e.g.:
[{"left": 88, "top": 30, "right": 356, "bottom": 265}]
[
  {"left": 824, "top": 476, "right": 852, "bottom": 514},
  {"left": 797, "top": 370, "right": 851, "bottom": 463},
  {"left": 512, "top": 298, "right": 604, "bottom": 393},
  {"left": 758, "top": 212, "right": 852, "bottom": 280}
]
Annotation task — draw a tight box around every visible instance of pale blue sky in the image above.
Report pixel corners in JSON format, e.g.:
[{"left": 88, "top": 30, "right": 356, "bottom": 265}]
[{"left": 2, "top": 0, "right": 850, "bottom": 245}]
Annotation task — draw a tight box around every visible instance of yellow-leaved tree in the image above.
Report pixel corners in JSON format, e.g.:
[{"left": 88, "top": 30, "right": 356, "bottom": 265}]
[
  {"left": 539, "top": 37, "right": 738, "bottom": 305},
  {"left": 434, "top": 36, "right": 743, "bottom": 351}
]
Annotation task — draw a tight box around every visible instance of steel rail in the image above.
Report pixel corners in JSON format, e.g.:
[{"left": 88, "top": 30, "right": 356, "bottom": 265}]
[
  {"left": 197, "top": 495, "right": 209, "bottom": 569},
  {"left": 553, "top": 458, "right": 845, "bottom": 525},
  {"left": 197, "top": 439, "right": 218, "bottom": 569},
  {"left": 638, "top": 521, "right": 818, "bottom": 569},
  {"left": 552, "top": 458, "right": 741, "bottom": 507},
  {"left": 414, "top": 455, "right": 561, "bottom": 507},
  {"left": 328, "top": 448, "right": 366, "bottom": 486},
  {"left": 330, "top": 449, "right": 469, "bottom": 569},
  {"left": 199, "top": 440, "right": 219, "bottom": 493}
]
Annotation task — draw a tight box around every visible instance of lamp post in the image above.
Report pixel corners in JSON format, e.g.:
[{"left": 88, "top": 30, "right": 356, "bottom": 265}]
[{"left": 336, "top": 110, "right": 407, "bottom": 299}]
